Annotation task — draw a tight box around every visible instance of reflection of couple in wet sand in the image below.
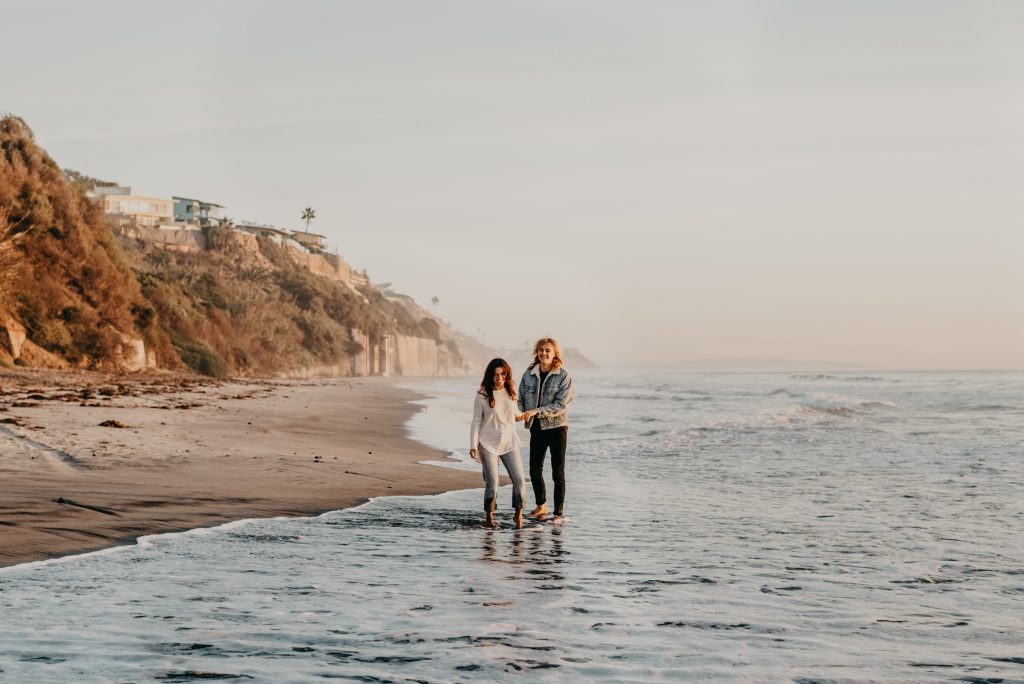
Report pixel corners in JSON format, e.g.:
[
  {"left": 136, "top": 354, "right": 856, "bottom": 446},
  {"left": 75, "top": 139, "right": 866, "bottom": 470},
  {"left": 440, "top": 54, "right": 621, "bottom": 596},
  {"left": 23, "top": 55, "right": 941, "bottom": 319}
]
[{"left": 469, "top": 337, "right": 574, "bottom": 529}]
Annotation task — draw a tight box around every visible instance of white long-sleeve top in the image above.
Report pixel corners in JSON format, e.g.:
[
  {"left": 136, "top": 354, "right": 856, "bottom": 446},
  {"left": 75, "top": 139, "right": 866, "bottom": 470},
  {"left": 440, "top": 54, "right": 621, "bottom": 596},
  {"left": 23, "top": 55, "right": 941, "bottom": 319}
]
[{"left": 470, "top": 390, "right": 522, "bottom": 455}]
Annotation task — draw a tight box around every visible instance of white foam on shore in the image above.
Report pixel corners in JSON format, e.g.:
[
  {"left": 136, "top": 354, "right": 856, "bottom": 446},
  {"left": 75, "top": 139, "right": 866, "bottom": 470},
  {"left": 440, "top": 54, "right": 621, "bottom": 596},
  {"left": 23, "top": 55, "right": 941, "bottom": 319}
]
[{"left": 0, "top": 488, "right": 472, "bottom": 576}]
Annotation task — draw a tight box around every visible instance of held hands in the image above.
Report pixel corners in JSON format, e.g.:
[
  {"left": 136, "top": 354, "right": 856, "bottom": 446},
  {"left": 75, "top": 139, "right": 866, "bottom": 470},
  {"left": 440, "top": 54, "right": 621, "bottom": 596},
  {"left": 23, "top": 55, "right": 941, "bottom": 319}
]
[{"left": 521, "top": 409, "right": 538, "bottom": 422}]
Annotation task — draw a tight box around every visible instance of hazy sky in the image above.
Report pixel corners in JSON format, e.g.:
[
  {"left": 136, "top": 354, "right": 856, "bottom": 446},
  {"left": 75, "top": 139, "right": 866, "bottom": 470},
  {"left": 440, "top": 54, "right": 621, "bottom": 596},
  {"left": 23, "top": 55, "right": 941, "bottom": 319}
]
[{"left": 4, "top": 0, "right": 1023, "bottom": 369}]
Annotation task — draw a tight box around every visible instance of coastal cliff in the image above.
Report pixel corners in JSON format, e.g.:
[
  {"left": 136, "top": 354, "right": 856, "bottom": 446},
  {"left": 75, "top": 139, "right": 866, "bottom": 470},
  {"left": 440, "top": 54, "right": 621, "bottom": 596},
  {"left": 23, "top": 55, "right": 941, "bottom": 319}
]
[{"left": 0, "top": 115, "right": 464, "bottom": 377}]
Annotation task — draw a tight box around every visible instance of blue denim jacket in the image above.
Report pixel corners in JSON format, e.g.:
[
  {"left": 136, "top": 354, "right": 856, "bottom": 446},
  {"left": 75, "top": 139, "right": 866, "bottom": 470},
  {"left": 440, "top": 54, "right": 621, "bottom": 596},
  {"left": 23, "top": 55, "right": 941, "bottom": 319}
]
[{"left": 517, "top": 365, "right": 573, "bottom": 430}]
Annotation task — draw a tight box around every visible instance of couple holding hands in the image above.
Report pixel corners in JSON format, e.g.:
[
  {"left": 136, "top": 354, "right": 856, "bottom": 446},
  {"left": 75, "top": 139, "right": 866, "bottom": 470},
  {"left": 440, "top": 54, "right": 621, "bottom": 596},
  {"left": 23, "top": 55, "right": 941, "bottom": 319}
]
[{"left": 469, "top": 337, "right": 573, "bottom": 529}]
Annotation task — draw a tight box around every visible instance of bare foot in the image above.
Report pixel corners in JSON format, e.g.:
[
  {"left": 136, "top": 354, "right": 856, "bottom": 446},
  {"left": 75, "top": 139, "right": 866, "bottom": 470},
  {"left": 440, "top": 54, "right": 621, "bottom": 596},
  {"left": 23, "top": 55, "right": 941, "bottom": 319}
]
[
  {"left": 513, "top": 508, "right": 523, "bottom": 529},
  {"left": 529, "top": 504, "right": 547, "bottom": 519}
]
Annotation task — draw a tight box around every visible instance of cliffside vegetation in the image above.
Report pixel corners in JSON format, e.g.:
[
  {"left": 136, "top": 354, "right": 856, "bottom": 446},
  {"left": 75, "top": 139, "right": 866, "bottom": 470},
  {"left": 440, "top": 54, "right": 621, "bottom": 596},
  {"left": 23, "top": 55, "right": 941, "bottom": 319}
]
[
  {"left": 0, "top": 114, "right": 459, "bottom": 377},
  {"left": 131, "top": 232, "right": 447, "bottom": 376},
  {"left": 0, "top": 115, "right": 147, "bottom": 368}
]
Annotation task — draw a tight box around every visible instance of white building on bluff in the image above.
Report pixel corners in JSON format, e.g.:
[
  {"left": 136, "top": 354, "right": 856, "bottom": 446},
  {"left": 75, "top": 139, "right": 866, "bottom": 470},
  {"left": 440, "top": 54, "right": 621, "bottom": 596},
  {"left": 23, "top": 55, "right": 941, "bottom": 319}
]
[{"left": 93, "top": 186, "right": 177, "bottom": 228}]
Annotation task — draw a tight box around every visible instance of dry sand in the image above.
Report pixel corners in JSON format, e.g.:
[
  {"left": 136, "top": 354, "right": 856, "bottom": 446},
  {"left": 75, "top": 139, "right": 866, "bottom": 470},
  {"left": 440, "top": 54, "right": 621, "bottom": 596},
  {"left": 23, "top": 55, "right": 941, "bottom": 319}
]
[{"left": 0, "top": 369, "right": 478, "bottom": 567}]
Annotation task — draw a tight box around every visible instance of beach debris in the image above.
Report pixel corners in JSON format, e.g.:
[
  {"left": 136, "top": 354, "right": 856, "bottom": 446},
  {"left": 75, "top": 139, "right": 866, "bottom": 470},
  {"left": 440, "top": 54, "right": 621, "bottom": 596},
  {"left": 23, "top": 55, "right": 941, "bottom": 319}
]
[
  {"left": 98, "top": 419, "right": 126, "bottom": 428},
  {"left": 154, "top": 670, "right": 252, "bottom": 680},
  {"left": 56, "top": 497, "right": 120, "bottom": 516},
  {"left": 0, "top": 416, "right": 21, "bottom": 424}
]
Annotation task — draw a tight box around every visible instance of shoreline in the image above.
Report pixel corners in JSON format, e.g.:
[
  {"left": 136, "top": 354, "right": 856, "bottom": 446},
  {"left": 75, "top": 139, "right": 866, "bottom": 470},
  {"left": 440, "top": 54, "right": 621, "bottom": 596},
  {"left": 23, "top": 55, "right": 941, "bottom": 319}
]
[{"left": 0, "top": 369, "right": 479, "bottom": 568}]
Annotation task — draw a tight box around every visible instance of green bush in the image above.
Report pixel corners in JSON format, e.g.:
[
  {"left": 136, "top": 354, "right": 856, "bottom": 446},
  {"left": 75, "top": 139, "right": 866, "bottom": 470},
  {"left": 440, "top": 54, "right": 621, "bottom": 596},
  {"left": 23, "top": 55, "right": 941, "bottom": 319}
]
[
  {"left": 34, "top": 318, "right": 74, "bottom": 353},
  {"left": 418, "top": 317, "right": 441, "bottom": 341},
  {"left": 172, "top": 334, "right": 228, "bottom": 378},
  {"left": 296, "top": 308, "right": 348, "bottom": 363}
]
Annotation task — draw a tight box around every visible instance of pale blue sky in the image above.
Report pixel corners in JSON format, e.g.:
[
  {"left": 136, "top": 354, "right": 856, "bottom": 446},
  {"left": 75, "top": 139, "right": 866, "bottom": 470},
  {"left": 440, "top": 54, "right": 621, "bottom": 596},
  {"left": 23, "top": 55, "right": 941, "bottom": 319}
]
[{"left": 4, "top": 0, "right": 1023, "bottom": 369}]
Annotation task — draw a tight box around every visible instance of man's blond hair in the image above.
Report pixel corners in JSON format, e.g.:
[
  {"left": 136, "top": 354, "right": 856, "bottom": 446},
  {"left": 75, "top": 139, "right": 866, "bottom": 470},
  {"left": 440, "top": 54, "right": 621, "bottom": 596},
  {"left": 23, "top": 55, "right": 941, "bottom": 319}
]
[{"left": 529, "top": 337, "right": 564, "bottom": 370}]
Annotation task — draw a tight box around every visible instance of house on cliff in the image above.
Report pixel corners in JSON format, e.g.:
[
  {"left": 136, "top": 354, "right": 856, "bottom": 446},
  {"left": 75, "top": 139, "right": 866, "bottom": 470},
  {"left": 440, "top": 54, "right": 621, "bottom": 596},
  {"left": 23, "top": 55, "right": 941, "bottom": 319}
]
[
  {"left": 173, "top": 196, "right": 224, "bottom": 227},
  {"left": 93, "top": 186, "right": 177, "bottom": 229},
  {"left": 236, "top": 222, "right": 292, "bottom": 244},
  {"left": 291, "top": 229, "right": 326, "bottom": 253},
  {"left": 237, "top": 222, "right": 332, "bottom": 259}
]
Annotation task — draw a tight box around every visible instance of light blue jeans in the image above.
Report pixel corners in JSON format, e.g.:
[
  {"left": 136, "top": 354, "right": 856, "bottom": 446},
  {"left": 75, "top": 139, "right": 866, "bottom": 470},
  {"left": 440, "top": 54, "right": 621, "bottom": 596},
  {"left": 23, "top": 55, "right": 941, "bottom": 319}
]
[{"left": 479, "top": 445, "right": 526, "bottom": 512}]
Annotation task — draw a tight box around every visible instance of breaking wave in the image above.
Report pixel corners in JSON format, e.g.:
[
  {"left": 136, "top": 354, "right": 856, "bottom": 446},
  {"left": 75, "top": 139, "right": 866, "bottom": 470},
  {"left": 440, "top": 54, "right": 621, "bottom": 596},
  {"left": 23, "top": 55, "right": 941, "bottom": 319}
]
[
  {"left": 798, "top": 394, "right": 899, "bottom": 415},
  {"left": 790, "top": 374, "right": 888, "bottom": 382}
]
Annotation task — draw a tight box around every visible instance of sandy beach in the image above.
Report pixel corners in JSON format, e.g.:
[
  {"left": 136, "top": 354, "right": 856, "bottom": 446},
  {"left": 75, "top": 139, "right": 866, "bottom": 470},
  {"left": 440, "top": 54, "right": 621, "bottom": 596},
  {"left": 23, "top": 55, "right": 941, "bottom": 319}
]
[{"left": 0, "top": 369, "right": 478, "bottom": 567}]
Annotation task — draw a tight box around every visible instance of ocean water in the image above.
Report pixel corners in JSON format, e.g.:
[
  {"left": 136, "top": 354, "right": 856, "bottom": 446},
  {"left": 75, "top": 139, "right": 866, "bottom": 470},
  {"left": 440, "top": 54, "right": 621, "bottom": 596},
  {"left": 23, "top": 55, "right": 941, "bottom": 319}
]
[{"left": 2, "top": 371, "right": 1023, "bottom": 682}]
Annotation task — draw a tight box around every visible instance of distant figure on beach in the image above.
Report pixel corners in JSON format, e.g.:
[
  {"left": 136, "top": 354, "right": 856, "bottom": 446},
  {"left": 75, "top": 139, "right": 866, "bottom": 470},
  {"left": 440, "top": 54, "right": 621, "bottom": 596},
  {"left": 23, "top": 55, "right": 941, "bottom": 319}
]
[
  {"left": 470, "top": 358, "right": 528, "bottom": 529},
  {"left": 518, "top": 337, "right": 574, "bottom": 521}
]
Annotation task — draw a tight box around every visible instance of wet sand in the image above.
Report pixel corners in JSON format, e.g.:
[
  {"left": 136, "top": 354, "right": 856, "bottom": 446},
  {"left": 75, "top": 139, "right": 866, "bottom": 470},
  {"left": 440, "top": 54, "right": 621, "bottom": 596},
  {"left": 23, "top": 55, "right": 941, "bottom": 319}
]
[{"left": 0, "top": 369, "right": 478, "bottom": 567}]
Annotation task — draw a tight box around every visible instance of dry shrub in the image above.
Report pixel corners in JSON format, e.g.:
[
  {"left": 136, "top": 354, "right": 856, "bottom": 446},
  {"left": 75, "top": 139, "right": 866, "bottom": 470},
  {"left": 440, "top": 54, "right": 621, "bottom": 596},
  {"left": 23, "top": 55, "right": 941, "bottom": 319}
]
[{"left": 1, "top": 115, "right": 145, "bottom": 366}]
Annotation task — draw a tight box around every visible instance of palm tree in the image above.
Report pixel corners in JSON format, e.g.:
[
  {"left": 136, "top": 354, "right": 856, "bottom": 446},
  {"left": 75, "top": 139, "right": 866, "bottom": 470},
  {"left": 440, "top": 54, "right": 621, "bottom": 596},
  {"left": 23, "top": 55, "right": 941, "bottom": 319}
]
[{"left": 301, "top": 207, "right": 316, "bottom": 233}]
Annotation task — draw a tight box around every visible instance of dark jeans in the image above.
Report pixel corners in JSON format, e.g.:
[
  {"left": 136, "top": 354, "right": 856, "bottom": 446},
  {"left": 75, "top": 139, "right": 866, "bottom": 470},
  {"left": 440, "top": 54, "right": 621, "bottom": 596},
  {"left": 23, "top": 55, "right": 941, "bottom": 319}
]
[{"left": 529, "top": 425, "right": 567, "bottom": 515}]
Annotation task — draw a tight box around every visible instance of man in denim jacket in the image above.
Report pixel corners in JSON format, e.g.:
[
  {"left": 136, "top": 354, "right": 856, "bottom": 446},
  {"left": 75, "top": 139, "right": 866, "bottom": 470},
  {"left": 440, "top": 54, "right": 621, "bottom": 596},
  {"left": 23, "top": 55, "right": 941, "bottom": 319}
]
[{"left": 518, "top": 337, "right": 574, "bottom": 520}]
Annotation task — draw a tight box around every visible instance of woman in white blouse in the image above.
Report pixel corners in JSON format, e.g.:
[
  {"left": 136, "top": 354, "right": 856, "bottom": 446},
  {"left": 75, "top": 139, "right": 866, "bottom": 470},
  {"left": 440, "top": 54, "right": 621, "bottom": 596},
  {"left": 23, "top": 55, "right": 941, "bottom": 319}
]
[{"left": 470, "top": 358, "right": 527, "bottom": 528}]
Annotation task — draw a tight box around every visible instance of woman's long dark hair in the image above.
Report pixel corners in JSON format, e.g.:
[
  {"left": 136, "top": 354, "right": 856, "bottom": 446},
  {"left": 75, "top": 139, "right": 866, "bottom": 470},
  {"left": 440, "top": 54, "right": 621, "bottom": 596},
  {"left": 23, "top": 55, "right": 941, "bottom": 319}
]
[{"left": 480, "top": 358, "right": 516, "bottom": 408}]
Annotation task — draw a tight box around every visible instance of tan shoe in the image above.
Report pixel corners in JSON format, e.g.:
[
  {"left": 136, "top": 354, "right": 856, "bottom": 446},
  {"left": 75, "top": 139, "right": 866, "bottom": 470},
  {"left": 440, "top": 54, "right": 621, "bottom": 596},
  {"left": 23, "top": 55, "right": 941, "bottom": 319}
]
[
  {"left": 513, "top": 508, "right": 523, "bottom": 529},
  {"left": 529, "top": 504, "right": 548, "bottom": 519}
]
